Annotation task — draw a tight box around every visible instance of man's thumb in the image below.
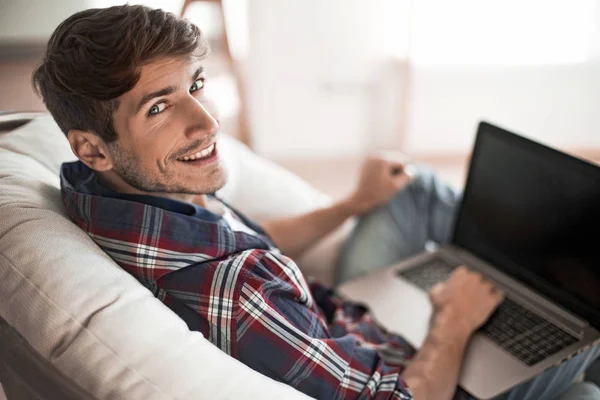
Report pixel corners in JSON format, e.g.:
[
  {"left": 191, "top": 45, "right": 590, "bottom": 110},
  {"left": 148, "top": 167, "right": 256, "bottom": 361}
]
[
  {"left": 429, "top": 283, "right": 445, "bottom": 303},
  {"left": 393, "top": 173, "right": 411, "bottom": 190}
]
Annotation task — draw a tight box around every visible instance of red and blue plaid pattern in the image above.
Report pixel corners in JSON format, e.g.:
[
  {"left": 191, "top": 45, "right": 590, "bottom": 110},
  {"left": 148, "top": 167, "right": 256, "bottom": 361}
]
[{"left": 61, "top": 161, "right": 473, "bottom": 400}]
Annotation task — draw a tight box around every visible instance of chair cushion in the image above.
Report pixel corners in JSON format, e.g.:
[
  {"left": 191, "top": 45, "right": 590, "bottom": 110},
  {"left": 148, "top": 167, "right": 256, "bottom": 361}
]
[{"left": 0, "top": 115, "right": 312, "bottom": 399}]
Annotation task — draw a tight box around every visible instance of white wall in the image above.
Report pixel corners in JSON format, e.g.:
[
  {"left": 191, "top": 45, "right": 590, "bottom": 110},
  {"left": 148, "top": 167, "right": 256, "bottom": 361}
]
[
  {"left": 0, "top": 0, "right": 90, "bottom": 41},
  {"left": 405, "top": 0, "right": 600, "bottom": 154},
  {"left": 408, "top": 63, "right": 600, "bottom": 154},
  {"left": 245, "top": 0, "right": 600, "bottom": 159},
  {"left": 0, "top": 0, "right": 190, "bottom": 41},
  {"left": 245, "top": 0, "right": 410, "bottom": 158},
  {"left": 3, "top": 0, "right": 597, "bottom": 157}
]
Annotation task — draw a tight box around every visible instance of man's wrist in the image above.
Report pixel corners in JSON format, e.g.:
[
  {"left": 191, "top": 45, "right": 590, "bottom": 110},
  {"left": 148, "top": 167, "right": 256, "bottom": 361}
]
[
  {"left": 339, "top": 194, "right": 369, "bottom": 216},
  {"left": 337, "top": 197, "right": 362, "bottom": 217},
  {"left": 431, "top": 307, "right": 474, "bottom": 346}
]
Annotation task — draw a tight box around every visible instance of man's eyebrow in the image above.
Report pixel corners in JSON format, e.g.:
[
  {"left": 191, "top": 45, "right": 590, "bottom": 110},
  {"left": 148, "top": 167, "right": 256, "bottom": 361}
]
[
  {"left": 135, "top": 66, "right": 204, "bottom": 115},
  {"left": 135, "top": 86, "right": 177, "bottom": 115},
  {"left": 192, "top": 66, "right": 204, "bottom": 81}
]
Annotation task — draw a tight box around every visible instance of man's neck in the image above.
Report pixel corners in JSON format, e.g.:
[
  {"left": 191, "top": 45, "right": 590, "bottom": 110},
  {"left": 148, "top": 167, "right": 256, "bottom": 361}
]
[{"left": 95, "top": 170, "right": 207, "bottom": 207}]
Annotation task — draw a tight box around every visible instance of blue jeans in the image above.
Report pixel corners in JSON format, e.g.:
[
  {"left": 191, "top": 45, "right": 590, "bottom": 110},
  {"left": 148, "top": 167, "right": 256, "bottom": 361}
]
[
  {"left": 557, "top": 383, "right": 600, "bottom": 400},
  {"left": 336, "top": 165, "right": 600, "bottom": 400}
]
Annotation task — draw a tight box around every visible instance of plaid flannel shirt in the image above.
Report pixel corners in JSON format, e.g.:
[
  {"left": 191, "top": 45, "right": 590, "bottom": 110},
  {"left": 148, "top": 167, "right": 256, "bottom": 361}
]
[{"left": 61, "top": 161, "right": 469, "bottom": 400}]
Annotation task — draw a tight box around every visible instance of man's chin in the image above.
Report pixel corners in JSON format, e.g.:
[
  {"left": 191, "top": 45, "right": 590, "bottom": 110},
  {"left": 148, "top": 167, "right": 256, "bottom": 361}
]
[{"left": 198, "top": 168, "right": 228, "bottom": 195}]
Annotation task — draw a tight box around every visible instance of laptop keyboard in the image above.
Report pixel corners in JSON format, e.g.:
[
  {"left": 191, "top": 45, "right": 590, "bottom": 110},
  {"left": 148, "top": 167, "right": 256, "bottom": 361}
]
[
  {"left": 398, "top": 258, "right": 579, "bottom": 366},
  {"left": 400, "top": 258, "right": 458, "bottom": 292}
]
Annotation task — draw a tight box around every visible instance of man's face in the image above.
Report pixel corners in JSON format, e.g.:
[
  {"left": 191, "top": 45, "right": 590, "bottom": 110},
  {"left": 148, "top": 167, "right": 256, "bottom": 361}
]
[{"left": 108, "top": 56, "right": 227, "bottom": 197}]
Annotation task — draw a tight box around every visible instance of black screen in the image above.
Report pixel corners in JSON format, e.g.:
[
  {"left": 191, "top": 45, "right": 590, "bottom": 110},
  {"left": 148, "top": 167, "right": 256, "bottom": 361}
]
[{"left": 454, "top": 122, "right": 600, "bottom": 328}]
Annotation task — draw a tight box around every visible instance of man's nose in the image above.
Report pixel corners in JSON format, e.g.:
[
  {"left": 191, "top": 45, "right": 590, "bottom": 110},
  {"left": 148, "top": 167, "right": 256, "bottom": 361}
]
[{"left": 183, "top": 98, "right": 219, "bottom": 139}]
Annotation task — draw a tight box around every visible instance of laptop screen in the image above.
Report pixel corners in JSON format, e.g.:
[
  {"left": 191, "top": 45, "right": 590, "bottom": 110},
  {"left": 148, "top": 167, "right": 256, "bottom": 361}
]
[{"left": 453, "top": 122, "right": 600, "bottom": 329}]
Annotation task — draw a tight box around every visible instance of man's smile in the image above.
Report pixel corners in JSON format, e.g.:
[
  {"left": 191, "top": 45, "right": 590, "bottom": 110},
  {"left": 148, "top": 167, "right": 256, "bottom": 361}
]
[{"left": 177, "top": 142, "right": 216, "bottom": 161}]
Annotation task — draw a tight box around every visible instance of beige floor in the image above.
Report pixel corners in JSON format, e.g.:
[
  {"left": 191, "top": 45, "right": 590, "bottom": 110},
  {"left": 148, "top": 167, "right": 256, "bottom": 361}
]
[
  {"left": 271, "top": 147, "right": 599, "bottom": 202},
  {"left": 271, "top": 154, "right": 470, "bottom": 200}
]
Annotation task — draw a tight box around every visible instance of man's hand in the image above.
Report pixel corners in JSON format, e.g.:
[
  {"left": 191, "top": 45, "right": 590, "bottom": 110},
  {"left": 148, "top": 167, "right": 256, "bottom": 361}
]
[
  {"left": 345, "top": 152, "right": 415, "bottom": 215},
  {"left": 261, "top": 152, "right": 415, "bottom": 259},
  {"left": 430, "top": 266, "right": 504, "bottom": 336},
  {"left": 402, "top": 268, "right": 504, "bottom": 400}
]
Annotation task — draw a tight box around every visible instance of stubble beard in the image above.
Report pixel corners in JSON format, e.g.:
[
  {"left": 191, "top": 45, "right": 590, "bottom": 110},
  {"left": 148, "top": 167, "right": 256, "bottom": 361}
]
[{"left": 108, "top": 143, "right": 227, "bottom": 196}]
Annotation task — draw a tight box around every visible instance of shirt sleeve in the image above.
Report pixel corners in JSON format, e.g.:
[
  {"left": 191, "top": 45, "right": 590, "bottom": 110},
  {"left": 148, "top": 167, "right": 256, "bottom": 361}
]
[{"left": 235, "top": 250, "right": 414, "bottom": 400}]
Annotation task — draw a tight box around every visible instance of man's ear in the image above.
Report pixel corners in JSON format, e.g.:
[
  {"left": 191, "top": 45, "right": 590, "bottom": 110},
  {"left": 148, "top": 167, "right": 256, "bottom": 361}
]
[{"left": 67, "top": 129, "right": 113, "bottom": 172}]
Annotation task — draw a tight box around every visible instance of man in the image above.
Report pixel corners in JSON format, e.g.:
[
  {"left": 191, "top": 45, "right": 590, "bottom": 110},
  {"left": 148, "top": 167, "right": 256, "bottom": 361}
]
[{"left": 33, "top": 5, "right": 599, "bottom": 400}]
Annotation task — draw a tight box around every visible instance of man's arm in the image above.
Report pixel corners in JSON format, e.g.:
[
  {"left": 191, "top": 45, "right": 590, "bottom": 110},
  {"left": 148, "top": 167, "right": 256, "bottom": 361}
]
[
  {"left": 402, "top": 267, "right": 504, "bottom": 400},
  {"left": 260, "top": 198, "right": 358, "bottom": 259},
  {"left": 261, "top": 154, "right": 413, "bottom": 258},
  {"left": 401, "top": 308, "right": 471, "bottom": 400},
  {"left": 161, "top": 248, "right": 414, "bottom": 399},
  {"left": 235, "top": 250, "right": 414, "bottom": 399},
  {"left": 159, "top": 250, "right": 500, "bottom": 399}
]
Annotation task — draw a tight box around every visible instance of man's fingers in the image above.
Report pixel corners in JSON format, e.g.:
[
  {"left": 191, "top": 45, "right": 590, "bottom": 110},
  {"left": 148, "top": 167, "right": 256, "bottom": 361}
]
[
  {"left": 430, "top": 282, "right": 444, "bottom": 294},
  {"left": 390, "top": 166, "right": 404, "bottom": 176},
  {"left": 493, "top": 288, "right": 505, "bottom": 304},
  {"left": 429, "top": 282, "right": 446, "bottom": 304},
  {"left": 453, "top": 265, "right": 469, "bottom": 277},
  {"left": 392, "top": 173, "right": 411, "bottom": 189}
]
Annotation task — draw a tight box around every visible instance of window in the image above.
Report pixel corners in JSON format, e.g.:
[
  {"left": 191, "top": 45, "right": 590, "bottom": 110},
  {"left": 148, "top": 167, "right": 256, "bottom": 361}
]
[{"left": 407, "top": 0, "right": 597, "bottom": 66}]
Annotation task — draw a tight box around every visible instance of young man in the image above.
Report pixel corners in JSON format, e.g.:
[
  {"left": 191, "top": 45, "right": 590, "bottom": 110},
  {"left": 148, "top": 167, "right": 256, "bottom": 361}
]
[{"left": 33, "top": 5, "right": 599, "bottom": 400}]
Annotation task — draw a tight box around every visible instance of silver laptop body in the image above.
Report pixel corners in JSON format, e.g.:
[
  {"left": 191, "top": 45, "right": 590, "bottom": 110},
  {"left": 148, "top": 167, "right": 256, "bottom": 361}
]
[{"left": 338, "top": 122, "right": 600, "bottom": 399}]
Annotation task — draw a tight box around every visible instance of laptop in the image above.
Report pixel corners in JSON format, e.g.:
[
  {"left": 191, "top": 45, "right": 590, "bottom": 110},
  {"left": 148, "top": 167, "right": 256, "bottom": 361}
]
[{"left": 338, "top": 121, "right": 600, "bottom": 399}]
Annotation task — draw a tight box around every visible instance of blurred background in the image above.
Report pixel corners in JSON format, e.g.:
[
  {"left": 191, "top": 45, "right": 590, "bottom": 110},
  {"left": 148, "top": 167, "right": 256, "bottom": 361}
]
[{"left": 0, "top": 0, "right": 599, "bottom": 199}]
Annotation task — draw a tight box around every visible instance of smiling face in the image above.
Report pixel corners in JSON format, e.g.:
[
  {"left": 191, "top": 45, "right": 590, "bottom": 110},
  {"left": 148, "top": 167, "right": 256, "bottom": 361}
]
[{"left": 69, "top": 56, "right": 228, "bottom": 202}]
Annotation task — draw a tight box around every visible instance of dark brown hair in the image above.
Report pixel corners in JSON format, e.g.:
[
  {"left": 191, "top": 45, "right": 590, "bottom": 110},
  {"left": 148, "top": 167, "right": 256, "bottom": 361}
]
[{"left": 32, "top": 5, "right": 209, "bottom": 143}]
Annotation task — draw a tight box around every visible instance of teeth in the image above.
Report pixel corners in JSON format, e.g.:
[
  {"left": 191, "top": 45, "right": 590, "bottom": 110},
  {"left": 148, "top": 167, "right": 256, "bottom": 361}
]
[
  {"left": 178, "top": 143, "right": 215, "bottom": 161},
  {"left": 201, "top": 144, "right": 215, "bottom": 157}
]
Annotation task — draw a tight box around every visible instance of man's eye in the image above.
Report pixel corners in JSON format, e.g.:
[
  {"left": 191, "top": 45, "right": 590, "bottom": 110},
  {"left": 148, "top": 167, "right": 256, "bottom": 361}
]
[
  {"left": 190, "top": 78, "right": 205, "bottom": 93},
  {"left": 148, "top": 102, "right": 166, "bottom": 116}
]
